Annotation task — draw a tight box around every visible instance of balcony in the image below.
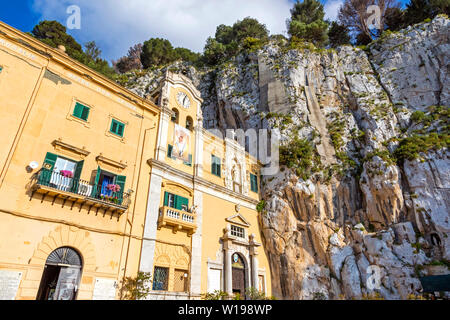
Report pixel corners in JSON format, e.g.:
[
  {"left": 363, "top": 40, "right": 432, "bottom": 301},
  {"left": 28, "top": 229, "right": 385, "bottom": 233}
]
[
  {"left": 31, "top": 168, "right": 131, "bottom": 216},
  {"left": 158, "top": 206, "right": 196, "bottom": 235}
]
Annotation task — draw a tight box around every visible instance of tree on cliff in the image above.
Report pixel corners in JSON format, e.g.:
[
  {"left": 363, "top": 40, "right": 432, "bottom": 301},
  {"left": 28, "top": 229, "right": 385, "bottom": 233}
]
[
  {"left": 31, "top": 21, "right": 116, "bottom": 79},
  {"left": 140, "top": 38, "right": 200, "bottom": 69},
  {"left": 202, "top": 17, "right": 269, "bottom": 65},
  {"left": 328, "top": 21, "right": 351, "bottom": 47},
  {"left": 32, "top": 20, "right": 84, "bottom": 59},
  {"left": 287, "top": 0, "right": 329, "bottom": 47},
  {"left": 113, "top": 44, "right": 143, "bottom": 73}
]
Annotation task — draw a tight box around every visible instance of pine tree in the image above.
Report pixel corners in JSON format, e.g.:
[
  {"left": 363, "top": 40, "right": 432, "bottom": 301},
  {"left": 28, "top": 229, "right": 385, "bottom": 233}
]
[{"left": 287, "top": 0, "right": 329, "bottom": 47}]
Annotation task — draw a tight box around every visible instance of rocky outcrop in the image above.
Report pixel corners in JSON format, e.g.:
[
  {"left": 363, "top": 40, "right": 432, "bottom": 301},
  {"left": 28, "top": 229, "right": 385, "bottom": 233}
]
[{"left": 125, "top": 15, "right": 450, "bottom": 299}]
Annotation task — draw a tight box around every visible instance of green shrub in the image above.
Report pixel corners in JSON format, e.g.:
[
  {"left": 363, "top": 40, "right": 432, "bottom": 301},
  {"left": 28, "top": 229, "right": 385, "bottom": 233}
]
[
  {"left": 279, "top": 136, "right": 315, "bottom": 180},
  {"left": 394, "top": 133, "right": 449, "bottom": 163}
]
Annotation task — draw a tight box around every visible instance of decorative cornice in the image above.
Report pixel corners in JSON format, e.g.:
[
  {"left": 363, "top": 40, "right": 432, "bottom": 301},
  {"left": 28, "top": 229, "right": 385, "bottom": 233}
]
[
  {"left": 96, "top": 155, "right": 127, "bottom": 170},
  {"left": 52, "top": 139, "right": 90, "bottom": 158},
  {"left": 147, "top": 159, "right": 259, "bottom": 206}
]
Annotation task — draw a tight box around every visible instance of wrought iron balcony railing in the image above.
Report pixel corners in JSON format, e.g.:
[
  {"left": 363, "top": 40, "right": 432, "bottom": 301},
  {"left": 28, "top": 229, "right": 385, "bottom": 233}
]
[{"left": 32, "top": 168, "right": 131, "bottom": 214}]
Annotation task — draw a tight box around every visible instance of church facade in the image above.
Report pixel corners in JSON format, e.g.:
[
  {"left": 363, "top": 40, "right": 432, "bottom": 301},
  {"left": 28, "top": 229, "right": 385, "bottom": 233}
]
[{"left": 0, "top": 20, "right": 271, "bottom": 300}]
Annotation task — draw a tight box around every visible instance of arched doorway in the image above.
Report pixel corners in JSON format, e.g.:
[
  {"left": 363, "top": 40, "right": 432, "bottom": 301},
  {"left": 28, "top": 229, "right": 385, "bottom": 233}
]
[
  {"left": 36, "top": 247, "right": 83, "bottom": 300},
  {"left": 231, "top": 252, "right": 246, "bottom": 298}
]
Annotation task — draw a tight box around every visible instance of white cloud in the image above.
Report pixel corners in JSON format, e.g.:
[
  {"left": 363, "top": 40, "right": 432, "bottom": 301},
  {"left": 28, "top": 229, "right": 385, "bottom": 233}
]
[
  {"left": 324, "top": 0, "right": 344, "bottom": 21},
  {"left": 32, "top": 0, "right": 293, "bottom": 61}
]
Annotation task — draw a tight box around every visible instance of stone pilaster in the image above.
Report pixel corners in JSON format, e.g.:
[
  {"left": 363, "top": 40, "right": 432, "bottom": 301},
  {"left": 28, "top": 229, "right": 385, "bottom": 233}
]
[
  {"left": 222, "top": 227, "right": 233, "bottom": 295},
  {"left": 139, "top": 173, "right": 163, "bottom": 273},
  {"left": 249, "top": 234, "right": 259, "bottom": 289},
  {"left": 194, "top": 125, "right": 204, "bottom": 177},
  {"left": 189, "top": 189, "right": 203, "bottom": 295}
]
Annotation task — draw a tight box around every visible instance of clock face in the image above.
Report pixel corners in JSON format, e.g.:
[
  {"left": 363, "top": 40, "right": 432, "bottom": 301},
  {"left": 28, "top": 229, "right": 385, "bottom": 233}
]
[{"left": 177, "top": 92, "right": 191, "bottom": 109}]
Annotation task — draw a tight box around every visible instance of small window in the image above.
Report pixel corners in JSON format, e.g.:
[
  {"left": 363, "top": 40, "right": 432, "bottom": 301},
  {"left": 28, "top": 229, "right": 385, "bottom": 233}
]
[
  {"left": 211, "top": 155, "right": 221, "bottom": 177},
  {"left": 250, "top": 173, "right": 258, "bottom": 193},
  {"left": 152, "top": 266, "right": 169, "bottom": 291},
  {"left": 183, "top": 154, "right": 193, "bottom": 167},
  {"left": 171, "top": 108, "right": 179, "bottom": 123},
  {"left": 72, "top": 102, "right": 90, "bottom": 121},
  {"left": 186, "top": 116, "right": 193, "bottom": 131},
  {"left": 110, "top": 119, "right": 125, "bottom": 137},
  {"left": 231, "top": 225, "right": 245, "bottom": 238}
]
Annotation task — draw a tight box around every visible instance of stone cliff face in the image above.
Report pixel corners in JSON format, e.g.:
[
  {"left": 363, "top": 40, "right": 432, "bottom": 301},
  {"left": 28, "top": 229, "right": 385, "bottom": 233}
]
[{"left": 126, "top": 16, "right": 449, "bottom": 299}]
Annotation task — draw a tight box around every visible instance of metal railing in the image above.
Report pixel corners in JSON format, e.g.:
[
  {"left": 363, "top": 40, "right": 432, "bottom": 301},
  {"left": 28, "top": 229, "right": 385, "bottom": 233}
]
[{"left": 36, "top": 168, "right": 130, "bottom": 207}]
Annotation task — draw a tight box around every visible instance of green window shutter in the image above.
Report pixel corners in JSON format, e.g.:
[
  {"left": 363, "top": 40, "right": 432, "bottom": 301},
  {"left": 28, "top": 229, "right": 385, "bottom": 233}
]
[
  {"left": 80, "top": 106, "right": 90, "bottom": 121},
  {"left": 91, "top": 166, "right": 101, "bottom": 197},
  {"left": 164, "top": 191, "right": 169, "bottom": 206},
  {"left": 115, "top": 175, "right": 126, "bottom": 193},
  {"left": 110, "top": 119, "right": 125, "bottom": 137},
  {"left": 43, "top": 152, "right": 58, "bottom": 171},
  {"left": 167, "top": 145, "right": 173, "bottom": 158},
  {"left": 111, "top": 121, "right": 117, "bottom": 133},
  {"left": 117, "top": 123, "right": 124, "bottom": 136},
  {"left": 73, "top": 103, "right": 90, "bottom": 121},
  {"left": 175, "top": 195, "right": 189, "bottom": 211},
  {"left": 71, "top": 160, "right": 84, "bottom": 193},
  {"left": 115, "top": 175, "right": 126, "bottom": 203}
]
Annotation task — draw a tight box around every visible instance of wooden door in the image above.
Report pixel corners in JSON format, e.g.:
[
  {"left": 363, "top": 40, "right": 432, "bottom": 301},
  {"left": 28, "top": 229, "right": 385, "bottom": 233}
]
[{"left": 232, "top": 267, "right": 245, "bottom": 297}]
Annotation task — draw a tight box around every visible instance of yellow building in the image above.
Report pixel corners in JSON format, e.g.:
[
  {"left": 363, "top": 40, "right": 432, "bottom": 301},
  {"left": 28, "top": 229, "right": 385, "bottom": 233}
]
[{"left": 0, "top": 20, "right": 271, "bottom": 300}]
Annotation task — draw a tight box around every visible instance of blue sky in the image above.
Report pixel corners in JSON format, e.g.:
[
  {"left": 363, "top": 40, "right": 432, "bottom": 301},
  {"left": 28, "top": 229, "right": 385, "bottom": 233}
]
[{"left": 1, "top": 0, "right": 410, "bottom": 63}]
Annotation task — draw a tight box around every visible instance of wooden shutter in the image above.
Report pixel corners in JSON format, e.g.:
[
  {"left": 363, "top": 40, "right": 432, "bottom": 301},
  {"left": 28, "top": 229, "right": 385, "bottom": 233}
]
[
  {"left": 175, "top": 195, "right": 189, "bottom": 211},
  {"left": 167, "top": 145, "right": 173, "bottom": 158},
  {"left": 70, "top": 160, "right": 84, "bottom": 193},
  {"left": 91, "top": 166, "right": 101, "bottom": 197},
  {"left": 43, "top": 152, "right": 58, "bottom": 171},
  {"left": 80, "top": 106, "right": 90, "bottom": 121},
  {"left": 72, "top": 103, "right": 83, "bottom": 119},
  {"left": 117, "top": 123, "right": 124, "bottom": 136},
  {"left": 115, "top": 175, "right": 126, "bottom": 193},
  {"left": 163, "top": 191, "right": 169, "bottom": 206}
]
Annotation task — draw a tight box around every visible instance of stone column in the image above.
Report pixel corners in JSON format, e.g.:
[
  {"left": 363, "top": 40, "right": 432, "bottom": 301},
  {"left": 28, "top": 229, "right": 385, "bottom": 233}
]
[
  {"left": 189, "top": 189, "right": 203, "bottom": 295},
  {"left": 222, "top": 227, "right": 233, "bottom": 296},
  {"left": 249, "top": 234, "right": 260, "bottom": 289},
  {"left": 194, "top": 124, "right": 204, "bottom": 177},
  {"left": 155, "top": 102, "right": 172, "bottom": 161},
  {"left": 139, "top": 172, "right": 163, "bottom": 273}
]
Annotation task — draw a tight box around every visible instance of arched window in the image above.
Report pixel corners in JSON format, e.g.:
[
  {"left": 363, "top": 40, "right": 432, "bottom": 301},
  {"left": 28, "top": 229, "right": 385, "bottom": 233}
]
[
  {"left": 186, "top": 116, "right": 193, "bottom": 131},
  {"left": 171, "top": 108, "right": 179, "bottom": 124},
  {"left": 37, "top": 247, "right": 83, "bottom": 300}
]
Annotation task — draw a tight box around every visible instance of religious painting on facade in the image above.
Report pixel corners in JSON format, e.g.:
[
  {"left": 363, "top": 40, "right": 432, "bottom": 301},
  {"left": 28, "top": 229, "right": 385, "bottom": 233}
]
[{"left": 172, "top": 124, "right": 190, "bottom": 162}]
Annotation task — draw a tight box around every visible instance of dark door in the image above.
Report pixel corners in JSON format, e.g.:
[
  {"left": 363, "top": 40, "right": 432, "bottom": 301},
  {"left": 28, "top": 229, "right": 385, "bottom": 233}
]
[
  {"left": 232, "top": 267, "right": 245, "bottom": 297},
  {"left": 36, "top": 265, "right": 60, "bottom": 300}
]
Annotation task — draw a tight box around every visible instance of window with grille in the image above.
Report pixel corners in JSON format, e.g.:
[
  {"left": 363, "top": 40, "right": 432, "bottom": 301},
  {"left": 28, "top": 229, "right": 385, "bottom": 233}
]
[
  {"left": 174, "top": 269, "right": 189, "bottom": 292},
  {"left": 231, "top": 225, "right": 245, "bottom": 238},
  {"left": 152, "top": 266, "right": 169, "bottom": 291}
]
